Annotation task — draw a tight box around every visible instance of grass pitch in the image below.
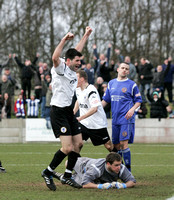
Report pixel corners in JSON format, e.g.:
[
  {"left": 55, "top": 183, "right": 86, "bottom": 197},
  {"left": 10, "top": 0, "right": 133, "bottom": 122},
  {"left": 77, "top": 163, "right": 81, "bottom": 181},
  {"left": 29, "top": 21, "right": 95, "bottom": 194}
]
[{"left": 0, "top": 143, "right": 174, "bottom": 200}]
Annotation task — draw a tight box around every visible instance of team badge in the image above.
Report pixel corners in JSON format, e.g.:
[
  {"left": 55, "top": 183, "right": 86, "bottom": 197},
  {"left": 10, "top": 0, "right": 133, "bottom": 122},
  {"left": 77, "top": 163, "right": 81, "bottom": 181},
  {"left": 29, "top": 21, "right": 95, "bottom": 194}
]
[
  {"left": 60, "top": 127, "right": 67, "bottom": 133},
  {"left": 122, "top": 87, "right": 127, "bottom": 93},
  {"left": 122, "top": 131, "right": 127, "bottom": 137}
]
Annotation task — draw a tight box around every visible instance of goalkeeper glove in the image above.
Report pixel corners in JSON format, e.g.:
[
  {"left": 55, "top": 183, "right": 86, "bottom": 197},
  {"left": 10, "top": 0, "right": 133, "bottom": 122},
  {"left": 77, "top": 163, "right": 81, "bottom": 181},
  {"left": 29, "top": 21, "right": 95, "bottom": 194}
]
[
  {"left": 111, "top": 182, "right": 127, "bottom": 189},
  {"left": 97, "top": 183, "right": 112, "bottom": 189}
]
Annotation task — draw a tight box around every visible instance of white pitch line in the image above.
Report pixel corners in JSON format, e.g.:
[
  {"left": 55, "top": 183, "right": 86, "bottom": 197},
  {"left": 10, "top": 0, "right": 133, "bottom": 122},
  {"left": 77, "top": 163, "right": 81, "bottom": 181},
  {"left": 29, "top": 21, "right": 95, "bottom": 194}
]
[
  {"left": 0, "top": 152, "right": 174, "bottom": 155},
  {"left": 0, "top": 144, "right": 174, "bottom": 147},
  {"left": 166, "top": 197, "right": 174, "bottom": 200},
  {"left": 4, "top": 164, "right": 174, "bottom": 167}
]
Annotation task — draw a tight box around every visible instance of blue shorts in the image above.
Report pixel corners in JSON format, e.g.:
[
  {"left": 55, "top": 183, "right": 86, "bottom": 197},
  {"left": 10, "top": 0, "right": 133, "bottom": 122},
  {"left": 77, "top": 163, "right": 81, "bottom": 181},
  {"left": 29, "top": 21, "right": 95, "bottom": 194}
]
[{"left": 112, "top": 123, "right": 135, "bottom": 144}]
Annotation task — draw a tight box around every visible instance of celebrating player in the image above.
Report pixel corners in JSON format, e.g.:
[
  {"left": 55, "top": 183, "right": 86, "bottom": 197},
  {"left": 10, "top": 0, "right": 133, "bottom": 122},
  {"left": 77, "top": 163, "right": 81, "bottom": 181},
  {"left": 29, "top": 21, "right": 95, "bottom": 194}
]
[
  {"left": 102, "top": 63, "right": 142, "bottom": 171},
  {"left": 41, "top": 27, "right": 92, "bottom": 191}
]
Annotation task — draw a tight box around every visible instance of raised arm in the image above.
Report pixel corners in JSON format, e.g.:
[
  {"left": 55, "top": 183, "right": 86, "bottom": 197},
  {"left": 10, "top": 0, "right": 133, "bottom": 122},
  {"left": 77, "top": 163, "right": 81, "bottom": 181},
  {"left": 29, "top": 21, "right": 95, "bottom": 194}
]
[
  {"left": 106, "top": 43, "right": 111, "bottom": 66},
  {"left": 75, "top": 26, "right": 92, "bottom": 53},
  {"left": 52, "top": 32, "right": 74, "bottom": 68},
  {"left": 13, "top": 54, "right": 25, "bottom": 68}
]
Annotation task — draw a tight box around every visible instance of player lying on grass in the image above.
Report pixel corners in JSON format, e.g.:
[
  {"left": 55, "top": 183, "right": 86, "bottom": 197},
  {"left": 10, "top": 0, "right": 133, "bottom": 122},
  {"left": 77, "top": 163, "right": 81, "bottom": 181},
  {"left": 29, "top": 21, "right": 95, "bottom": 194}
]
[{"left": 53, "top": 152, "right": 136, "bottom": 189}]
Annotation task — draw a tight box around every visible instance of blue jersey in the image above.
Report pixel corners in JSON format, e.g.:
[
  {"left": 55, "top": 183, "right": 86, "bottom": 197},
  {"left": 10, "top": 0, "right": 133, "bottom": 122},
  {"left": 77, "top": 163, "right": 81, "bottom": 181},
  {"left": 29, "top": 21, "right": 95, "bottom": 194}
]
[{"left": 103, "top": 78, "right": 142, "bottom": 125}]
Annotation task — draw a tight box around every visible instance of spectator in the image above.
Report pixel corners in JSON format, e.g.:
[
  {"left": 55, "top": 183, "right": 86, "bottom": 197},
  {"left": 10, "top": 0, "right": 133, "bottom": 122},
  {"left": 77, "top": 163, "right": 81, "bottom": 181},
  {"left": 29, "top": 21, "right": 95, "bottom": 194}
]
[
  {"left": 13, "top": 53, "right": 39, "bottom": 99},
  {"left": 101, "top": 82, "right": 111, "bottom": 118},
  {"left": 0, "top": 54, "right": 12, "bottom": 76},
  {"left": 41, "top": 74, "right": 52, "bottom": 129},
  {"left": 43, "top": 62, "right": 51, "bottom": 76},
  {"left": 94, "top": 76, "right": 104, "bottom": 99},
  {"left": 14, "top": 91, "right": 25, "bottom": 118},
  {"left": 0, "top": 74, "right": 15, "bottom": 99},
  {"left": 33, "top": 64, "right": 43, "bottom": 100},
  {"left": 166, "top": 105, "right": 174, "bottom": 118},
  {"left": 124, "top": 56, "right": 137, "bottom": 81},
  {"left": 162, "top": 57, "right": 174, "bottom": 103},
  {"left": 3, "top": 67, "right": 16, "bottom": 116},
  {"left": 115, "top": 49, "right": 124, "bottom": 65},
  {"left": 136, "top": 58, "right": 153, "bottom": 103},
  {"left": 137, "top": 102, "right": 148, "bottom": 119},
  {"left": 93, "top": 43, "right": 111, "bottom": 78},
  {"left": 1, "top": 93, "right": 11, "bottom": 119},
  {"left": 147, "top": 90, "right": 169, "bottom": 119},
  {"left": 153, "top": 57, "right": 171, "bottom": 100},
  {"left": 84, "top": 63, "right": 95, "bottom": 84},
  {"left": 26, "top": 94, "right": 40, "bottom": 118}
]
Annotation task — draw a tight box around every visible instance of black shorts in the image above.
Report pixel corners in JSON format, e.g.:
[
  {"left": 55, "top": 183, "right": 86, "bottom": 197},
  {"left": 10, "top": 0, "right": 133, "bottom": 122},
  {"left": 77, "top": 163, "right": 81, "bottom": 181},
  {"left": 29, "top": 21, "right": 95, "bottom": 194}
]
[
  {"left": 50, "top": 106, "right": 81, "bottom": 138},
  {"left": 80, "top": 123, "right": 110, "bottom": 146}
]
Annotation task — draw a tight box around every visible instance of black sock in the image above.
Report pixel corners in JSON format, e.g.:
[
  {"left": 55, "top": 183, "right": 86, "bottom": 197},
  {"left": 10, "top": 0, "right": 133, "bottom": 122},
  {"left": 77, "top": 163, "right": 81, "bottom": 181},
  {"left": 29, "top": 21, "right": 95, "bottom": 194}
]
[
  {"left": 44, "top": 149, "right": 67, "bottom": 176},
  {"left": 112, "top": 147, "right": 118, "bottom": 153},
  {"left": 64, "top": 151, "right": 80, "bottom": 178}
]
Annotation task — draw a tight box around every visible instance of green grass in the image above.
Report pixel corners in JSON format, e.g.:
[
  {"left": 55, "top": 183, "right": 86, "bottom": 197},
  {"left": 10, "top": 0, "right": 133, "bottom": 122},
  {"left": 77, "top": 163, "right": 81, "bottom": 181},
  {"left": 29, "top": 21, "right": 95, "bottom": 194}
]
[{"left": 0, "top": 143, "right": 174, "bottom": 200}]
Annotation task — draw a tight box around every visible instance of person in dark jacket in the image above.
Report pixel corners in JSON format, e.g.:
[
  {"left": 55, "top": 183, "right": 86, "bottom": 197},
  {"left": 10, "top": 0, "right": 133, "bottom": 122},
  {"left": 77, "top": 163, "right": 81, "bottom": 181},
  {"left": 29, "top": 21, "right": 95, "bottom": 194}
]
[
  {"left": 137, "top": 102, "right": 148, "bottom": 119},
  {"left": 136, "top": 58, "right": 153, "bottom": 103},
  {"left": 147, "top": 90, "right": 169, "bottom": 119},
  {"left": 93, "top": 43, "right": 112, "bottom": 80},
  {"left": 162, "top": 57, "right": 174, "bottom": 103},
  {"left": 1, "top": 93, "right": 11, "bottom": 118},
  {"left": 13, "top": 53, "right": 39, "bottom": 99},
  {"left": 153, "top": 57, "right": 171, "bottom": 100}
]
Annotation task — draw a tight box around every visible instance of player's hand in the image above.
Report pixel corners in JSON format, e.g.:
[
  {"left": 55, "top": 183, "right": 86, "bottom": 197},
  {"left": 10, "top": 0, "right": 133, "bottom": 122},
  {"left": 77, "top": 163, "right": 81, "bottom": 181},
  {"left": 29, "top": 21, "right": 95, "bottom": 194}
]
[
  {"left": 97, "top": 183, "right": 112, "bottom": 189},
  {"left": 85, "top": 26, "right": 92, "bottom": 36},
  {"left": 63, "top": 32, "right": 74, "bottom": 41},
  {"left": 111, "top": 182, "right": 127, "bottom": 189},
  {"left": 125, "top": 108, "right": 134, "bottom": 120}
]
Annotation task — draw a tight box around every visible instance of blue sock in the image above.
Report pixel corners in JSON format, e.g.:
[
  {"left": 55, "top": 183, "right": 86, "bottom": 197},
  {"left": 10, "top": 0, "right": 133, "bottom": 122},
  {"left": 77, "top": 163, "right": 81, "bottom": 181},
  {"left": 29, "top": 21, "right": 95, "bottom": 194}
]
[
  {"left": 122, "top": 148, "right": 131, "bottom": 172},
  {"left": 117, "top": 150, "right": 122, "bottom": 158}
]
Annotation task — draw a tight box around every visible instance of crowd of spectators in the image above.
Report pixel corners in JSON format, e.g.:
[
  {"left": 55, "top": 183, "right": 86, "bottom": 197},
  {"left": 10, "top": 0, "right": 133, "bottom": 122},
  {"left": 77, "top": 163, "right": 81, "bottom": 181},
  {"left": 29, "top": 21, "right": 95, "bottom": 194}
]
[{"left": 0, "top": 45, "right": 174, "bottom": 124}]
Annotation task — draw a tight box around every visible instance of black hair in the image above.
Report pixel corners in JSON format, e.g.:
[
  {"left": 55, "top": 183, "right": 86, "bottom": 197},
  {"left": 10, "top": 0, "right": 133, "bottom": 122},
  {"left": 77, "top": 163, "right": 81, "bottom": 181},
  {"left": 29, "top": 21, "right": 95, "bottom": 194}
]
[
  {"left": 65, "top": 48, "right": 82, "bottom": 61},
  {"left": 106, "top": 152, "right": 121, "bottom": 165}
]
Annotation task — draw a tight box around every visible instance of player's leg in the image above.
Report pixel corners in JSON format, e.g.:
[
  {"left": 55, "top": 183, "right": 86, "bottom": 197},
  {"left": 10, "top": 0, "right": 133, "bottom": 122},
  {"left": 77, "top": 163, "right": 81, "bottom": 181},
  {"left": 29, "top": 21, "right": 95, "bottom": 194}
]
[
  {"left": 58, "top": 114, "right": 82, "bottom": 188},
  {"left": 42, "top": 106, "right": 73, "bottom": 190},
  {"left": 104, "top": 140, "right": 113, "bottom": 152},
  {"left": 58, "top": 134, "right": 82, "bottom": 188},
  {"left": 120, "top": 140, "right": 131, "bottom": 171},
  {"left": 64, "top": 134, "right": 83, "bottom": 178},
  {"left": 112, "top": 124, "right": 121, "bottom": 155},
  {"left": 119, "top": 124, "right": 135, "bottom": 172},
  {"left": 42, "top": 135, "right": 73, "bottom": 191},
  {"left": 0, "top": 161, "right": 6, "bottom": 173}
]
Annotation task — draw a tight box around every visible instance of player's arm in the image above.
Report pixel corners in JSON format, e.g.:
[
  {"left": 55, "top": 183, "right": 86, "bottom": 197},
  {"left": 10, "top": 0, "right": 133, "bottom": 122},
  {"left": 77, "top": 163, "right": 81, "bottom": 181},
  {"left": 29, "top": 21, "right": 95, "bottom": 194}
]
[
  {"left": 125, "top": 102, "right": 141, "bottom": 120},
  {"left": 73, "top": 100, "right": 79, "bottom": 115},
  {"left": 102, "top": 100, "right": 108, "bottom": 108},
  {"left": 77, "top": 106, "right": 98, "bottom": 122},
  {"left": 83, "top": 182, "right": 112, "bottom": 189},
  {"left": 52, "top": 32, "right": 74, "bottom": 68},
  {"left": 111, "top": 180, "right": 135, "bottom": 189},
  {"left": 75, "top": 26, "right": 92, "bottom": 53}
]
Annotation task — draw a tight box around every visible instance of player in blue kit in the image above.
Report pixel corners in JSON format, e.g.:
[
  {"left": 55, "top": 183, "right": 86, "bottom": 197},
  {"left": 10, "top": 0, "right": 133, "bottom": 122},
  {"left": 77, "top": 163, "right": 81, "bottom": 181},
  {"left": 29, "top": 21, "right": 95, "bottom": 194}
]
[{"left": 102, "top": 62, "right": 142, "bottom": 171}]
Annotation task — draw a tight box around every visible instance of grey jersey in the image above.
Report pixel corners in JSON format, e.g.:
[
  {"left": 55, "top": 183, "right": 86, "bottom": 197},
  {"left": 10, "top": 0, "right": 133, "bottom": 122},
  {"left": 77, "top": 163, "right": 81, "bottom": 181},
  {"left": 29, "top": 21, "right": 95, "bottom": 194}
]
[{"left": 72, "top": 157, "right": 136, "bottom": 186}]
